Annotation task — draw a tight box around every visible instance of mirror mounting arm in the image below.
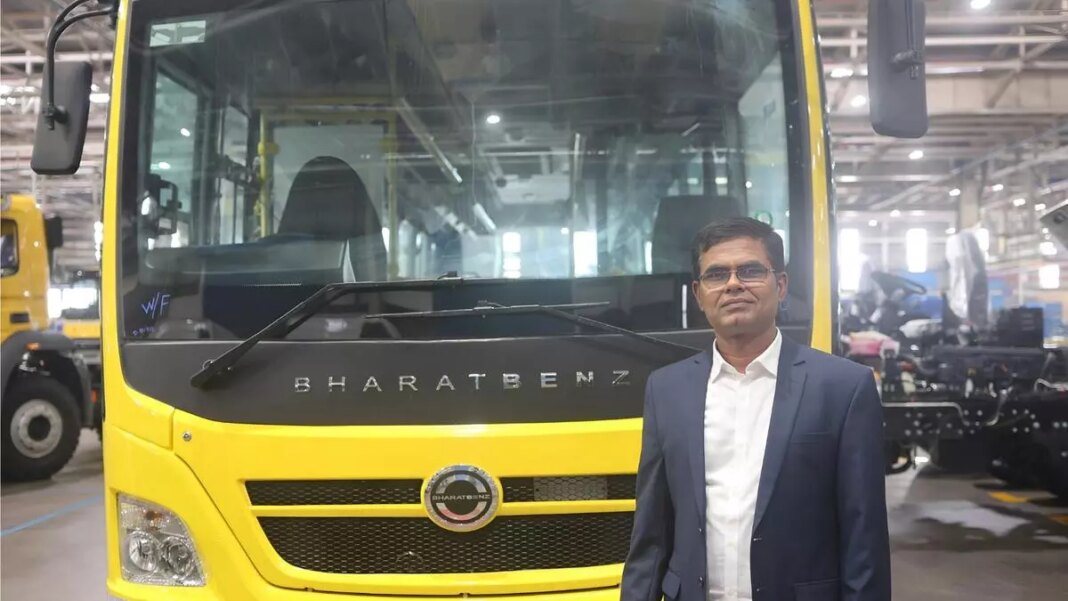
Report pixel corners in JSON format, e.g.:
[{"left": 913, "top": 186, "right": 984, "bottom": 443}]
[
  {"left": 895, "top": 0, "right": 923, "bottom": 80},
  {"left": 892, "top": 49, "right": 924, "bottom": 76},
  {"left": 44, "top": 0, "right": 117, "bottom": 130}
]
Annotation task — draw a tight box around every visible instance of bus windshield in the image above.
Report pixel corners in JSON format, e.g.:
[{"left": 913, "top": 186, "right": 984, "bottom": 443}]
[{"left": 120, "top": 0, "right": 809, "bottom": 341}]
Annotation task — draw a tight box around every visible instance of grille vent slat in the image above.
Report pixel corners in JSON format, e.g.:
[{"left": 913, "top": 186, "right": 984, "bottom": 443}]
[
  {"left": 246, "top": 475, "right": 636, "bottom": 506},
  {"left": 260, "top": 513, "right": 634, "bottom": 574},
  {"left": 246, "top": 479, "right": 422, "bottom": 506}
]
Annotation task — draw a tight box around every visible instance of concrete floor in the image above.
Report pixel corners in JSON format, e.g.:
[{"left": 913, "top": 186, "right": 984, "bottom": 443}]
[{"left": 2, "top": 437, "right": 1067, "bottom": 600}]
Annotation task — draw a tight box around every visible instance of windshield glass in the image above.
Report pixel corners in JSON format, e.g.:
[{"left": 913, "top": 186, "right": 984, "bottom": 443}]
[{"left": 120, "top": 0, "right": 807, "bottom": 340}]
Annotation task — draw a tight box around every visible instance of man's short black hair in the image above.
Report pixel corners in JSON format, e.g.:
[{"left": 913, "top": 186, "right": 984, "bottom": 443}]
[{"left": 691, "top": 217, "right": 786, "bottom": 278}]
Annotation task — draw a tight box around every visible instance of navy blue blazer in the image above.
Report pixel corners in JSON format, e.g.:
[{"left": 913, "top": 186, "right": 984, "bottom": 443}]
[{"left": 621, "top": 337, "right": 890, "bottom": 601}]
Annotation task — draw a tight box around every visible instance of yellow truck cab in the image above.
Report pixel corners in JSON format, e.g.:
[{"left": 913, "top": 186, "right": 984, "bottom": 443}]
[
  {"left": 1, "top": 194, "right": 95, "bottom": 481},
  {"left": 55, "top": 272, "right": 104, "bottom": 417}
]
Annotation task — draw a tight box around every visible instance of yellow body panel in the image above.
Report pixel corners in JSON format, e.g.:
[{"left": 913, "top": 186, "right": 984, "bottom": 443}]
[
  {"left": 1, "top": 195, "right": 50, "bottom": 341},
  {"left": 104, "top": 423, "right": 627, "bottom": 600},
  {"left": 795, "top": 0, "right": 835, "bottom": 353},
  {"left": 100, "top": 1, "right": 832, "bottom": 598},
  {"left": 62, "top": 318, "right": 102, "bottom": 341}
]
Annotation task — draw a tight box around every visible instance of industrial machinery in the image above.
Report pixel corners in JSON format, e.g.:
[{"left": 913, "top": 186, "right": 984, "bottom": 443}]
[{"left": 847, "top": 230, "right": 1068, "bottom": 497}]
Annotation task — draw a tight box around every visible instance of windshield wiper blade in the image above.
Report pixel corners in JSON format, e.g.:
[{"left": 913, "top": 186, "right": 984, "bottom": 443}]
[
  {"left": 366, "top": 300, "right": 702, "bottom": 355},
  {"left": 190, "top": 279, "right": 444, "bottom": 389}
]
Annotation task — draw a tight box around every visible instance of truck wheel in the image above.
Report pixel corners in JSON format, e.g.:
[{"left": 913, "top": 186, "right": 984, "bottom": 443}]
[{"left": 2, "top": 376, "right": 82, "bottom": 482}]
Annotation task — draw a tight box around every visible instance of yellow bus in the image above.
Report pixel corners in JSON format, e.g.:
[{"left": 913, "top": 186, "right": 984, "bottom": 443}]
[{"left": 33, "top": 0, "right": 925, "bottom": 598}]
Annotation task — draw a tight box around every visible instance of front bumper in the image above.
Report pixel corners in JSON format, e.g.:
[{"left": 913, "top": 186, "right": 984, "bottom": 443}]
[{"left": 104, "top": 424, "right": 628, "bottom": 600}]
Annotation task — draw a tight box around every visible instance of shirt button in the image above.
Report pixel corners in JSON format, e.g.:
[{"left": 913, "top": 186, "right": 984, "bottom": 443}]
[{"left": 698, "top": 526, "right": 704, "bottom": 534}]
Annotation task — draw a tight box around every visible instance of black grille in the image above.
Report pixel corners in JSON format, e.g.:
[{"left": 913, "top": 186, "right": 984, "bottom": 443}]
[
  {"left": 260, "top": 513, "right": 634, "bottom": 574},
  {"left": 247, "top": 475, "right": 637, "bottom": 506},
  {"left": 246, "top": 480, "right": 421, "bottom": 506},
  {"left": 502, "top": 476, "right": 636, "bottom": 502}
]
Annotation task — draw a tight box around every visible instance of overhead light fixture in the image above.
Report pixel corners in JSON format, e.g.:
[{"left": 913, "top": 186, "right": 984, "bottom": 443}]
[
  {"left": 1035, "top": 203, "right": 1047, "bottom": 212},
  {"left": 945, "top": 227, "right": 957, "bottom": 235},
  {"left": 970, "top": 0, "right": 991, "bottom": 9},
  {"left": 829, "top": 67, "right": 854, "bottom": 79},
  {"left": 908, "top": 150, "right": 924, "bottom": 160},
  {"left": 1013, "top": 197, "right": 1026, "bottom": 207},
  {"left": 485, "top": 113, "right": 502, "bottom": 126},
  {"left": 745, "top": 181, "right": 753, "bottom": 189},
  {"left": 179, "top": 128, "right": 191, "bottom": 137},
  {"left": 89, "top": 92, "right": 109, "bottom": 104},
  {"left": 715, "top": 176, "right": 727, "bottom": 185},
  {"left": 560, "top": 227, "right": 570, "bottom": 235},
  {"left": 868, "top": 219, "right": 878, "bottom": 227},
  {"left": 850, "top": 95, "right": 868, "bottom": 108},
  {"left": 949, "top": 188, "right": 961, "bottom": 197},
  {"left": 839, "top": 175, "right": 859, "bottom": 183},
  {"left": 157, "top": 161, "right": 171, "bottom": 170},
  {"left": 890, "top": 209, "right": 901, "bottom": 217},
  {"left": 472, "top": 202, "right": 497, "bottom": 233},
  {"left": 991, "top": 183, "right": 1004, "bottom": 192},
  {"left": 911, "top": 210, "right": 926, "bottom": 216},
  {"left": 396, "top": 98, "right": 463, "bottom": 184},
  {"left": 1040, "top": 241, "right": 1057, "bottom": 256}
]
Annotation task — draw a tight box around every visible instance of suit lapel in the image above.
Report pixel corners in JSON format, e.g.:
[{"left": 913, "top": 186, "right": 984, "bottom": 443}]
[
  {"left": 753, "top": 339, "right": 807, "bottom": 530},
  {"left": 685, "top": 350, "right": 712, "bottom": 518}
]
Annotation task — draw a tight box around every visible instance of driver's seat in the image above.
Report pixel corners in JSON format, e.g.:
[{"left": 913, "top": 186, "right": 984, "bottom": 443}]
[{"left": 278, "top": 156, "right": 386, "bottom": 280}]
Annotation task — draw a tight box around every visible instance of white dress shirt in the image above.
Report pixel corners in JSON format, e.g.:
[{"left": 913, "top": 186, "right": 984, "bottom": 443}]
[{"left": 704, "top": 330, "right": 782, "bottom": 601}]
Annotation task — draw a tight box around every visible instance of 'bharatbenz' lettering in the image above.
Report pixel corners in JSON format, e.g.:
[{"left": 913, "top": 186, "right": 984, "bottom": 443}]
[{"left": 293, "top": 370, "right": 633, "bottom": 394}]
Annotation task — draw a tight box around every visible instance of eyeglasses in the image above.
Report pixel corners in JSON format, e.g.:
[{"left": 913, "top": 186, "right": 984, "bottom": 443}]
[{"left": 697, "top": 263, "right": 775, "bottom": 291}]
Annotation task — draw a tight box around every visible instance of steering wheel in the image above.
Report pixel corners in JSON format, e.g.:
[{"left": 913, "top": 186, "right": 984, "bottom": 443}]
[{"left": 870, "top": 271, "right": 926, "bottom": 297}]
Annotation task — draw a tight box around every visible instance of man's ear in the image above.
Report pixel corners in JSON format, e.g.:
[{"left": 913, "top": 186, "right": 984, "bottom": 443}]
[
  {"left": 776, "top": 272, "right": 789, "bottom": 302},
  {"left": 691, "top": 281, "right": 704, "bottom": 311}
]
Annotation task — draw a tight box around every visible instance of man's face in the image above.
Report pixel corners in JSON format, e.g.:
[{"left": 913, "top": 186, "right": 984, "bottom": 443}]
[{"left": 692, "top": 236, "right": 787, "bottom": 338}]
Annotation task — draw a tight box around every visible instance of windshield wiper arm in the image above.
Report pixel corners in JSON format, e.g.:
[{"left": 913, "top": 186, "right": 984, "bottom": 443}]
[
  {"left": 366, "top": 300, "right": 702, "bottom": 355},
  {"left": 191, "top": 279, "right": 443, "bottom": 389}
]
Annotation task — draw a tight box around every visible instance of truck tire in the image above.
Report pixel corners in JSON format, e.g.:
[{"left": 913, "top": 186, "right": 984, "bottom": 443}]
[{"left": 2, "top": 376, "right": 82, "bottom": 482}]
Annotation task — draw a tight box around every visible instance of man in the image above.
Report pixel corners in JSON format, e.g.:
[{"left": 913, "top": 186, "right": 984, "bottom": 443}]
[{"left": 621, "top": 218, "right": 890, "bottom": 601}]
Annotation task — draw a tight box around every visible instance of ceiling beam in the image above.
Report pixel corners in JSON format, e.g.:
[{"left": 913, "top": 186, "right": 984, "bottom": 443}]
[
  {"left": 867, "top": 123, "right": 1068, "bottom": 210},
  {"left": 985, "top": 41, "right": 1062, "bottom": 108}
]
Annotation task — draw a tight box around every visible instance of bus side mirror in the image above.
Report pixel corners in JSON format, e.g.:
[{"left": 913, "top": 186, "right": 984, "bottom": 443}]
[
  {"left": 867, "top": 0, "right": 928, "bottom": 138},
  {"left": 45, "top": 215, "right": 65, "bottom": 250},
  {"left": 31, "top": 61, "right": 93, "bottom": 175}
]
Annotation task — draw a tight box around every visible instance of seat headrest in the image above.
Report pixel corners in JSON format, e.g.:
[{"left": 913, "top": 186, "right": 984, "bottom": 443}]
[
  {"left": 651, "top": 195, "right": 745, "bottom": 274},
  {"left": 278, "top": 156, "right": 382, "bottom": 239}
]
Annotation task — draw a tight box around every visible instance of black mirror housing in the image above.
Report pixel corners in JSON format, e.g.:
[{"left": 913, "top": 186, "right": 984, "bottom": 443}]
[
  {"left": 44, "top": 215, "right": 65, "bottom": 250},
  {"left": 867, "top": 0, "right": 929, "bottom": 138},
  {"left": 31, "top": 61, "right": 93, "bottom": 175}
]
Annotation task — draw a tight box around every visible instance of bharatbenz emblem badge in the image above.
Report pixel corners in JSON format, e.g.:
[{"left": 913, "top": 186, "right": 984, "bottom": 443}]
[{"left": 423, "top": 465, "right": 500, "bottom": 532}]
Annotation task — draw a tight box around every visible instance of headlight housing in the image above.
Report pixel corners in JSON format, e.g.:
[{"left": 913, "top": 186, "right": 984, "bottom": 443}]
[{"left": 118, "top": 495, "right": 206, "bottom": 586}]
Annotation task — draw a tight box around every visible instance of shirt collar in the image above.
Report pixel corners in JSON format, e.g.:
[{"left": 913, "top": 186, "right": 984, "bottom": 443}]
[{"left": 710, "top": 328, "right": 782, "bottom": 380}]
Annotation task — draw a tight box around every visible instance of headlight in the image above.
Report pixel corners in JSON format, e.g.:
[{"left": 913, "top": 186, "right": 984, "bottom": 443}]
[{"left": 118, "top": 495, "right": 206, "bottom": 586}]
